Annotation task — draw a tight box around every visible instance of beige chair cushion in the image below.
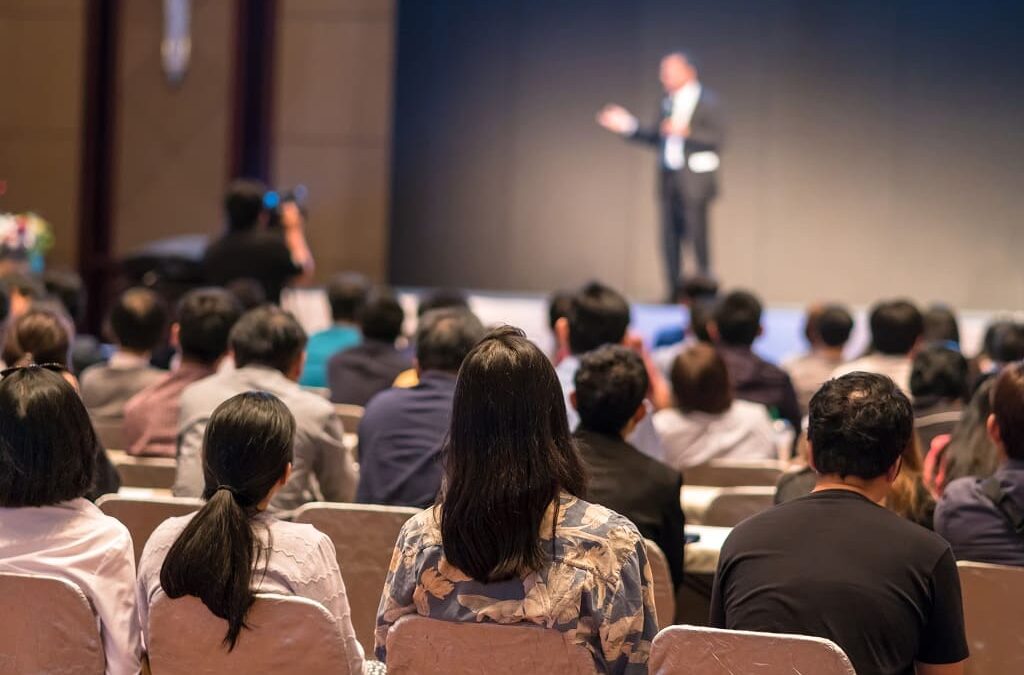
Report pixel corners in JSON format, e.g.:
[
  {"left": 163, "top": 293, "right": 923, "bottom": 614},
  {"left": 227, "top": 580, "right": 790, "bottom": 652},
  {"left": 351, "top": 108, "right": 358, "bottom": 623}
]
[
  {"left": 701, "top": 486, "right": 776, "bottom": 527},
  {"left": 644, "top": 538, "right": 675, "bottom": 627},
  {"left": 958, "top": 560, "right": 1024, "bottom": 675},
  {"left": 686, "top": 460, "right": 784, "bottom": 487},
  {"left": 96, "top": 494, "right": 204, "bottom": 564},
  {"left": 107, "top": 450, "right": 178, "bottom": 490}
]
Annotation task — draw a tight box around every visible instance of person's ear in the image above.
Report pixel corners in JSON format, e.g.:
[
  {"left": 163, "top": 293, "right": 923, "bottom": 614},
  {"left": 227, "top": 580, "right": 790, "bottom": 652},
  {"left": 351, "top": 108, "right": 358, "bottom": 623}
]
[
  {"left": 555, "top": 317, "right": 570, "bottom": 350},
  {"left": 287, "top": 351, "right": 306, "bottom": 381},
  {"left": 280, "top": 463, "right": 293, "bottom": 487},
  {"left": 987, "top": 413, "right": 1003, "bottom": 449},
  {"left": 170, "top": 322, "right": 181, "bottom": 350},
  {"left": 570, "top": 390, "right": 579, "bottom": 412},
  {"left": 707, "top": 321, "right": 720, "bottom": 343}
]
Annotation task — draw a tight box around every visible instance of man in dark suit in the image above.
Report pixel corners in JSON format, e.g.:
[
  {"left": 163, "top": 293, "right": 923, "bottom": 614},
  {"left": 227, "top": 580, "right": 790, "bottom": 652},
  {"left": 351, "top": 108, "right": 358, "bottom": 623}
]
[{"left": 598, "top": 51, "right": 724, "bottom": 298}]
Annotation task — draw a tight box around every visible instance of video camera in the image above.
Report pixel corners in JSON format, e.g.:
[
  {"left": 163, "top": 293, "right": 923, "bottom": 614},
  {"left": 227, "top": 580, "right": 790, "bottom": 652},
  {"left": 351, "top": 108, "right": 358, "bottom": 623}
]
[{"left": 263, "top": 184, "right": 309, "bottom": 228}]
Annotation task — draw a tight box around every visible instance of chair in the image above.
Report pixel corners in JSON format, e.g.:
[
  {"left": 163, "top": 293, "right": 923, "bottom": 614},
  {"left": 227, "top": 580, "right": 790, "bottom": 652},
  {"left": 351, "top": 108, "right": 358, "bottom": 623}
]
[
  {"left": 293, "top": 502, "right": 420, "bottom": 655},
  {"left": 96, "top": 494, "right": 204, "bottom": 564},
  {"left": 147, "top": 593, "right": 353, "bottom": 675},
  {"left": 957, "top": 560, "right": 1024, "bottom": 675},
  {"left": 650, "top": 625, "right": 855, "bottom": 675},
  {"left": 0, "top": 572, "right": 106, "bottom": 675},
  {"left": 701, "top": 486, "right": 776, "bottom": 527},
  {"left": 385, "top": 615, "right": 596, "bottom": 675},
  {"left": 107, "top": 450, "right": 177, "bottom": 490},
  {"left": 644, "top": 539, "right": 676, "bottom": 627},
  {"left": 92, "top": 419, "right": 126, "bottom": 451},
  {"left": 685, "top": 459, "right": 784, "bottom": 487},
  {"left": 334, "top": 403, "right": 365, "bottom": 435}
]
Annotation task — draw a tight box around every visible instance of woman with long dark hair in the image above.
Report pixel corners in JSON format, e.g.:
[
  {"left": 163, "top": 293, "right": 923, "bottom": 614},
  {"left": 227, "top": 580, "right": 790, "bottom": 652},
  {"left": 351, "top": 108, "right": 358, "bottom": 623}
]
[
  {"left": 375, "top": 326, "right": 657, "bottom": 673},
  {"left": 137, "top": 392, "right": 366, "bottom": 674}
]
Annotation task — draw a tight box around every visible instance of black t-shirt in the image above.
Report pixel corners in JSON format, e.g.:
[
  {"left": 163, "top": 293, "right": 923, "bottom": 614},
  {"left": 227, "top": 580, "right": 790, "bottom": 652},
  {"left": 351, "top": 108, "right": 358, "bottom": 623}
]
[
  {"left": 203, "top": 230, "right": 301, "bottom": 304},
  {"left": 711, "top": 489, "right": 968, "bottom": 675}
]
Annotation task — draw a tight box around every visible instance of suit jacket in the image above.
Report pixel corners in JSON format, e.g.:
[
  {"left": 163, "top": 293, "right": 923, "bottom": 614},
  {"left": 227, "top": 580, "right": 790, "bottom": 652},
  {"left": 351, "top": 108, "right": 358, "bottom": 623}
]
[
  {"left": 328, "top": 339, "right": 412, "bottom": 406},
  {"left": 630, "top": 86, "right": 724, "bottom": 203}
]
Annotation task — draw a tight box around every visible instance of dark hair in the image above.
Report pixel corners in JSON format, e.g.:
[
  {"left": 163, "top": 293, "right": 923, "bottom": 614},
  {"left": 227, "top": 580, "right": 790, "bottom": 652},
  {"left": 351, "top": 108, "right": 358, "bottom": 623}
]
[
  {"left": 671, "top": 343, "right": 732, "bottom": 414},
  {"left": 817, "top": 305, "right": 854, "bottom": 348},
  {"left": 808, "top": 372, "right": 913, "bottom": 479},
  {"left": 674, "top": 276, "right": 719, "bottom": 305},
  {"left": 160, "top": 392, "right": 295, "bottom": 650},
  {"left": 574, "top": 345, "right": 649, "bottom": 436},
  {"left": 984, "top": 321, "right": 1024, "bottom": 364},
  {"left": 910, "top": 344, "right": 969, "bottom": 403},
  {"left": 415, "top": 308, "right": 485, "bottom": 373},
  {"left": 1, "top": 273, "right": 44, "bottom": 301},
  {"left": 229, "top": 306, "right": 307, "bottom": 374},
  {"left": 359, "top": 290, "right": 405, "bottom": 343},
  {"left": 224, "top": 179, "right": 267, "bottom": 232},
  {"left": 922, "top": 305, "right": 960, "bottom": 346},
  {"left": 0, "top": 280, "right": 8, "bottom": 324},
  {"left": 713, "top": 290, "right": 762, "bottom": 347},
  {"left": 0, "top": 367, "right": 97, "bottom": 507},
  {"left": 547, "top": 290, "right": 574, "bottom": 331},
  {"left": 567, "top": 282, "right": 630, "bottom": 354},
  {"left": 176, "top": 288, "right": 243, "bottom": 366},
  {"left": 2, "top": 308, "right": 72, "bottom": 367},
  {"left": 868, "top": 300, "right": 923, "bottom": 356},
  {"left": 440, "top": 326, "right": 586, "bottom": 582},
  {"left": 108, "top": 287, "right": 167, "bottom": 352},
  {"left": 326, "top": 273, "right": 370, "bottom": 322},
  {"left": 225, "top": 278, "right": 268, "bottom": 311},
  {"left": 417, "top": 288, "right": 469, "bottom": 317},
  {"left": 688, "top": 299, "right": 715, "bottom": 343},
  {"left": 991, "top": 363, "right": 1024, "bottom": 461},
  {"left": 42, "top": 269, "right": 86, "bottom": 325},
  {"left": 943, "top": 378, "right": 999, "bottom": 488}
]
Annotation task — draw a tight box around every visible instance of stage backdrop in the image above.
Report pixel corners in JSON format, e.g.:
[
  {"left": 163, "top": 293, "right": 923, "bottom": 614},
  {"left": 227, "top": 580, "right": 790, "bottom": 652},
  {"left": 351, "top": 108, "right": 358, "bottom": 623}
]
[{"left": 389, "top": 0, "right": 1024, "bottom": 310}]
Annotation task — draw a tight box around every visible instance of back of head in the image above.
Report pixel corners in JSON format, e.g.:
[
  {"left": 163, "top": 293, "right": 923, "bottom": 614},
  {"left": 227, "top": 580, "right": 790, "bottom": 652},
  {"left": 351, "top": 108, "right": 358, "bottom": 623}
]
[
  {"left": 2, "top": 307, "right": 72, "bottom": 367},
  {"left": 108, "top": 287, "right": 167, "bottom": 353},
  {"left": 229, "top": 305, "right": 307, "bottom": 374},
  {"left": 224, "top": 179, "right": 267, "bottom": 233},
  {"left": 910, "top": 344, "right": 969, "bottom": 403},
  {"left": 816, "top": 304, "right": 854, "bottom": 348},
  {"left": 868, "top": 299, "right": 923, "bottom": 356},
  {"left": 675, "top": 275, "right": 719, "bottom": 305},
  {"left": 441, "top": 326, "right": 585, "bottom": 582},
  {"left": 922, "top": 305, "right": 960, "bottom": 346},
  {"left": 42, "top": 269, "right": 86, "bottom": 325},
  {"left": 574, "top": 345, "right": 649, "bottom": 436},
  {"left": 225, "top": 278, "right": 268, "bottom": 312},
  {"left": 944, "top": 377, "right": 999, "bottom": 485},
  {"left": 176, "top": 288, "right": 243, "bottom": 366},
  {"left": 326, "top": 272, "right": 370, "bottom": 323},
  {"left": 417, "top": 288, "right": 469, "bottom": 317},
  {"left": 671, "top": 343, "right": 732, "bottom": 414},
  {"left": 160, "top": 391, "right": 295, "bottom": 649},
  {"left": 547, "top": 290, "right": 574, "bottom": 332},
  {"left": 359, "top": 289, "right": 405, "bottom": 343},
  {"left": 809, "top": 372, "right": 913, "bottom": 479},
  {"left": 713, "top": 290, "right": 762, "bottom": 347},
  {"left": 0, "top": 367, "right": 96, "bottom": 507},
  {"left": 985, "top": 321, "right": 1024, "bottom": 364},
  {"left": 415, "top": 308, "right": 485, "bottom": 373},
  {"left": 688, "top": 299, "right": 716, "bottom": 343},
  {"left": 567, "top": 281, "right": 630, "bottom": 354},
  {"left": 991, "top": 363, "right": 1024, "bottom": 462}
]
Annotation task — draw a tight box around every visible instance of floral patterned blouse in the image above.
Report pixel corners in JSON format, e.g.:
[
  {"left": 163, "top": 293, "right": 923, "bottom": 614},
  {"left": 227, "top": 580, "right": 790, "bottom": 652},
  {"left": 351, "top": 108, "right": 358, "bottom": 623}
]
[{"left": 375, "top": 492, "right": 658, "bottom": 674}]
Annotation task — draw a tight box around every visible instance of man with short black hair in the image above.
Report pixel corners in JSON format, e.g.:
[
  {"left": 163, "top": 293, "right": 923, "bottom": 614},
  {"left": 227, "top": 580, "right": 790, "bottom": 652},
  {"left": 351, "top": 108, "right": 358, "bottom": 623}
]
[
  {"left": 713, "top": 372, "right": 969, "bottom": 675},
  {"left": 833, "top": 299, "right": 924, "bottom": 392},
  {"left": 357, "top": 308, "right": 485, "bottom": 507},
  {"left": 936, "top": 362, "right": 1024, "bottom": 566},
  {"left": 174, "top": 306, "right": 356, "bottom": 513},
  {"left": 911, "top": 344, "right": 969, "bottom": 452},
  {"left": 328, "top": 289, "right": 411, "bottom": 406},
  {"left": 299, "top": 272, "right": 369, "bottom": 387},
  {"left": 123, "top": 288, "right": 242, "bottom": 457},
  {"left": 572, "top": 345, "right": 685, "bottom": 591},
  {"left": 710, "top": 290, "right": 801, "bottom": 430},
  {"left": 784, "top": 303, "right": 854, "bottom": 414}
]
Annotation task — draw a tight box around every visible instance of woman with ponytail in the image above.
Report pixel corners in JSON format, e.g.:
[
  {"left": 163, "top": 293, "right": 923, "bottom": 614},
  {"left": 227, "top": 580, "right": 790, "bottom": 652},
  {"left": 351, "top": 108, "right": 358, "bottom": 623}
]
[{"left": 137, "top": 391, "right": 366, "bottom": 674}]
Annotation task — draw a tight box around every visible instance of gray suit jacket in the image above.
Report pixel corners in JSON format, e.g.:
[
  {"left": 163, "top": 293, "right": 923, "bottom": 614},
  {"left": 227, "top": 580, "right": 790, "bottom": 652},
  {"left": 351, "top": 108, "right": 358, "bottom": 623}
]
[{"left": 173, "top": 365, "right": 357, "bottom": 514}]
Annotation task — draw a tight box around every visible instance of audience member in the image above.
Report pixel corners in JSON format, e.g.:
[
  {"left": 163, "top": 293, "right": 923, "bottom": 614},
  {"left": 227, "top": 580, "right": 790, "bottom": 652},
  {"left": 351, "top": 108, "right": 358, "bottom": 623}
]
[
  {"left": 969, "top": 320, "right": 1024, "bottom": 387},
  {"left": 357, "top": 308, "right": 485, "bottom": 507},
  {"left": 391, "top": 287, "right": 473, "bottom": 389},
  {"left": 225, "top": 276, "right": 268, "bottom": 311},
  {"left": 123, "top": 288, "right": 242, "bottom": 457},
  {"left": 573, "top": 345, "right": 685, "bottom": 591},
  {"left": 139, "top": 392, "right": 366, "bottom": 673},
  {"left": 80, "top": 287, "right": 167, "bottom": 427},
  {"left": 300, "top": 272, "right": 368, "bottom": 388},
  {"left": 653, "top": 276, "right": 720, "bottom": 349},
  {"left": 935, "top": 363, "right": 1024, "bottom": 566},
  {"left": 709, "top": 290, "right": 801, "bottom": 431},
  {"left": 203, "top": 179, "right": 314, "bottom": 303},
  {"left": 174, "top": 306, "right": 356, "bottom": 513},
  {"left": 42, "top": 269, "right": 106, "bottom": 373},
  {"left": 924, "top": 377, "right": 999, "bottom": 496},
  {"left": 713, "top": 372, "right": 968, "bottom": 675},
  {"left": 547, "top": 289, "right": 574, "bottom": 365},
  {"left": 922, "top": 304, "right": 961, "bottom": 347},
  {"left": 784, "top": 303, "right": 853, "bottom": 414},
  {"left": 832, "top": 299, "right": 923, "bottom": 392},
  {"left": 654, "top": 343, "right": 777, "bottom": 470},
  {"left": 328, "top": 290, "right": 411, "bottom": 406},
  {"left": 0, "top": 281, "right": 7, "bottom": 366},
  {"left": 0, "top": 272, "right": 43, "bottom": 320},
  {"left": 887, "top": 434, "right": 938, "bottom": 529},
  {"left": 0, "top": 367, "right": 140, "bottom": 674},
  {"left": 911, "top": 344, "right": 969, "bottom": 452},
  {"left": 376, "top": 327, "right": 657, "bottom": 671}
]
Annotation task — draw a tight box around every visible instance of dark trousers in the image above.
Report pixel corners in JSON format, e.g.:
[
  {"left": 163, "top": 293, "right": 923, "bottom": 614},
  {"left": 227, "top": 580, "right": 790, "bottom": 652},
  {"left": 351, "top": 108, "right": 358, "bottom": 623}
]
[{"left": 660, "top": 170, "right": 710, "bottom": 295}]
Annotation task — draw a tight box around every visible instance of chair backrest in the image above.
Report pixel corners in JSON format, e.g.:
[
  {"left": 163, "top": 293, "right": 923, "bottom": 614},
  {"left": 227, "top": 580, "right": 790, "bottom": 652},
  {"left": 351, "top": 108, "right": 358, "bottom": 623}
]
[
  {"left": 644, "top": 539, "right": 676, "bottom": 627},
  {"left": 92, "top": 419, "right": 126, "bottom": 451},
  {"left": 686, "top": 460, "right": 784, "bottom": 487},
  {"left": 0, "top": 572, "right": 106, "bottom": 675},
  {"left": 96, "top": 494, "right": 204, "bottom": 564},
  {"left": 385, "top": 615, "right": 596, "bottom": 675},
  {"left": 333, "top": 403, "right": 365, "bottom": 435},
  {"left": 957, "top": 560, "right": 1024, "bottom": 675},
  {"left": 650, "top": 625, "right": 856, "bottom": 675},
  {"left": 292, "top": 502, "right": 420, "bottom": 655},
  {"left": 702, "top": 486, "right": 776, "bottom": 527},
  {"left": 107, "top": 450, "right": 177, "bottom": 489},
  {"left": 147, "top": 592, "right": 352, "bottom": 675}
]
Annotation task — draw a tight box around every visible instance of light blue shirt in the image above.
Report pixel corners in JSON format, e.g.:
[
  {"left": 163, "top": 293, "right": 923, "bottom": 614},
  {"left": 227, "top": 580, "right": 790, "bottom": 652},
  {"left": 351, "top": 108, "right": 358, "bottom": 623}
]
[{"left": 299, "top": 324, "right": 362, "bottom": 387}]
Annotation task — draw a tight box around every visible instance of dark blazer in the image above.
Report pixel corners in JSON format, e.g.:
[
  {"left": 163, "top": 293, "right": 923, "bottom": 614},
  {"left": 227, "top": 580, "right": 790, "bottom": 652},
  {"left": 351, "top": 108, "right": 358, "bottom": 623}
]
[
  {"left": 327, "top": 339, "right": 412, "bottom": 406},
  {"left": 575, "top": 428, "right": 686, "bottom": 590}
]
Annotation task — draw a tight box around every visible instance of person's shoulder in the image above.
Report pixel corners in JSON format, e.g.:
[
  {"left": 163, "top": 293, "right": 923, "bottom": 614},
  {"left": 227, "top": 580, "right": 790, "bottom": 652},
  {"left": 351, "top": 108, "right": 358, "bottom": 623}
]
[
  {"left": 558, "top": 497, "right": 645, "bottom": 575},
  {"left": 397, "top": 507, "right": 443, "bottom": 551},
  {"left": 938, "top": 475, "right": 984, "bottom": 510},
  {"left": 266, "top": 517, "right": 335, "bottom": 558},
  {"left": 78, "top": 362, "right": 110, "bottom": 385},
  {"left": 140, "top": 513, "right": 195, "bottom": 560}
]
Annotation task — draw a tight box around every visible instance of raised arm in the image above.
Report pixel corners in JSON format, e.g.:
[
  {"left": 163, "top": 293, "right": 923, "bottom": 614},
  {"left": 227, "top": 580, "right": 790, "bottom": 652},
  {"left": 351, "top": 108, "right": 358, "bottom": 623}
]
[{"left": 597, "top": 104, "right": 660, "bottom": 146}]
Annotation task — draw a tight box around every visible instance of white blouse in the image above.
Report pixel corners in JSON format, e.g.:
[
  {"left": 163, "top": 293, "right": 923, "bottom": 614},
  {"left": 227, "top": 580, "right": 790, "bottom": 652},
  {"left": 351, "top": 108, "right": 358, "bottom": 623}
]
[
  {"left": 0, "top": 499, "right": 142, "bottom": 675},
  {"left": 137, "top": 511, "right": 365, "bottom": 675},
  {"left": 653, "top": 399, "right": 778, "bottom": 471}
]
